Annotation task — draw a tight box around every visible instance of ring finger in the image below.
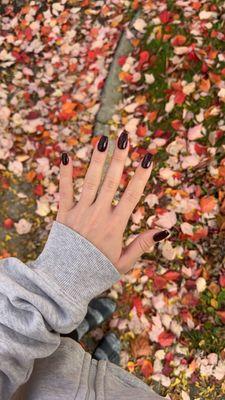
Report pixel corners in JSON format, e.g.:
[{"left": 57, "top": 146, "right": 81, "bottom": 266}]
[
  {"left": 95, "top": 130, "right": 129, "bottom": 208},
  {"left": 114, "top": 152, "right": 153, "bottom": 227}
]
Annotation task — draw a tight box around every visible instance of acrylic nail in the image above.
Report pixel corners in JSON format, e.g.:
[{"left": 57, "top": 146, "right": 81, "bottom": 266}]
[
  {"left": 153, "top": 230, "right": 170, "bottom": 242},
  {"left": 141, "top": 153, "right": 153, "bottom": 169},
  {"left": 97, "top": 135, "right": 108, "bottom": 152},
  {"left": 118, "top": 130, "right": 128, "bottom": 150},
  {"left": 61, "top": 152, "right": 69, "bottom": 165}
]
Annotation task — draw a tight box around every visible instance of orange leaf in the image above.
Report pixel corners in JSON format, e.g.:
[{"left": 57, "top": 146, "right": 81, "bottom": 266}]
[
  {"left": 132, "top": 296, "right": 144, "bottom": 317},
  {"left": 132, "top": 0, "right": 140, "bottom": 10},
  {"left": 61, "top": 102, "right": 76, "bottom": 113},
  {"left": 190, "top": 227, "right": 208, "bottom": 241},
  {"left": 200, "top": 196, "right": 217, "bottom": 213},
  {"left": 199, "top": 79, "right": 211, "bottom": 92},
  {"left": 148, "top": 111, "right": 158, "bottom": 123},
  {"left": 209, "top": 72, "right": 222, "bottom": 85},
  {"left": 131, "top": 268, "right": 142, "bottom": 280},
  {"left": 119, "top": 71, "right": 133, "bottom": 83},
  {"left": 171, "top": 35, "right": 186, "bottom": 46},
  {"left": 25, "top": 170, "right": 36, "bottom": 183},
  {"left": 192, "top": 2, "right": 201, "bottom": 10},
  {"left": 208, "top": 49, "right": 218, "bottom": 60},
  {"left": 217, "top": 311, "right": 225, "bottom": 323},
  {"left": 219, "top": 166, "right": 225, "bottom": 178},
  {"left": 66, "top": 137, "right": 78, "bottom": 146},
  {"left": 141, "top": 360, "right": 153, "bottom": 378},
  {"left": 137, "top": 124, "right": 147, "bottom": 137}
]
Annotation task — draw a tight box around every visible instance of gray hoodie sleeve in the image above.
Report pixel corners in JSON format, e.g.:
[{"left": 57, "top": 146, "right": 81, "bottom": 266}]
[{"left": 0, "top": 220, "right": 121, "bottom": 400}]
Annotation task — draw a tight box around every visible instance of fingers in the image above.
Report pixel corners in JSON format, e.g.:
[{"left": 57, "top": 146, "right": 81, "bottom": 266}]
[
  {"left": 58, "top": 152, "right": 74, "bottom": 212},
  {"left": 114, "top": 153, "right": 153, "bottom": 227},
  {"left": 116, "top": 229, "right": 170, "bottom": 274},
  {"left": 95, "top": 130, "right": 129, "bottom": 207},
  {"left": 79, "top": 135, "right": 109, "bottom": 207}
]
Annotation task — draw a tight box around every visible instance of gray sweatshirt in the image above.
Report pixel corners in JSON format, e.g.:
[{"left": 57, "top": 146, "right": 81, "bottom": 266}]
[{"left": 0, "top": 220, "right": 164, "bottom": 400}]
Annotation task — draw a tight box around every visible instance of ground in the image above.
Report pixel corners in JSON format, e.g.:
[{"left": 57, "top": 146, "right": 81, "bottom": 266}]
[{"left": 0, "top": 1, "right": 225, "bottom": 399}]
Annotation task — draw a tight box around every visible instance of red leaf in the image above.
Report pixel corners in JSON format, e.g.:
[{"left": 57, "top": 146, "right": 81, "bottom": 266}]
[
  {"left": 195, "top": 143, "right": 207, "bottom": 156},
  {"left": 34, "top": 184, "right": 44, "bottom": 196},
  {"left": 171, "top": 119, "right": 183, "bottom": 130},
  {"left": 87, "top": 50, "right": 96, "bottom": 61},
  {"left": 153, "top": 276, "right": 167, "bottom": 290},
  {"left": 25, "top": 27, "right": 33, "bottom": 41},
  {"left": 145, "top": 265, "right": 156, "bottom": 278},
  {"left": 219, "top": 275, "right": 225, "bottom": 288},
  {"left": 174, "top": 91, "right": 186, "bottom": 105},
  {"left": 136, "top": 124, "right": 147, "bottom": 137},
  {"left": 139, "top": 51, "right": 149, "bottom": 64},
  {"left": 158, "top": 332, "right": 175, "bottom": 347},
  {"left": 132, "top": 296, "right": 144, "bottom": 317},
  {"left": 190, "top": 227, "right": 208, "bottom": 241},
  {"left": 141, "top": 360, "right": 153, "bottom": 378},
  {"left": 3, "top": 218, "right": 14, "bottom": 229},
  {"left": 27, "top": 111, "right": 40, "bottom": 120},
  {"left": 118, "top": 55, "right": 127, "bottom": 66},
  {"left": 159, "top": 10, "right": 172, "bottom": 24},
  {"left": 181, "top": 292, "right": 199, "bottom": 307},
  {"left": 162, "top": 271, "right": 181, "bottom": 282}
]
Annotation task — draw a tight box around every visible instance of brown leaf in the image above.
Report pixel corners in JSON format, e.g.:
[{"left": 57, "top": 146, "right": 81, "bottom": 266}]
[{"left": 130, "top": 333, "right": 152, "bottom": 358}]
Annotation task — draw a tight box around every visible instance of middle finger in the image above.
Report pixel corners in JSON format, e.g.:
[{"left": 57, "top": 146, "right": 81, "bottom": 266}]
[{"left": 95, "top": 130, "right": 129, "bottom": 207}]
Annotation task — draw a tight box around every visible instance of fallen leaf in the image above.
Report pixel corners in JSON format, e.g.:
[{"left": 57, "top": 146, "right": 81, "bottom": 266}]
[
  {"left": 131, "top": 334, "right": 152, "bottom": 358},
  {"left": 200, "top": 196, "right": 217, "bottom": 213},
  {"left": 141, "top": 359, "right": 153, "bottom": 378},
  {"left": 158, "top": 331, "right": 175, "bottom": 347}
]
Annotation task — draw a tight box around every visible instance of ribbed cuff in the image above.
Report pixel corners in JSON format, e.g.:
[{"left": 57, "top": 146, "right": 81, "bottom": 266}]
[{"left": 29, "top": 221, "right": 121, "bottom": 303}]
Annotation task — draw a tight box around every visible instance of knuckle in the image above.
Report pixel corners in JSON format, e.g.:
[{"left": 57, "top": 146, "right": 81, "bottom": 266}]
[
  {"left": 92, "top": 156, "right": 103, "bottom": 166},
  {"left": 113, "top": 153, "right": 125, "bottom": 163},
  {"left": 125, "top": 189, "right": 140, "bottom": 204},
  {"left": 105, "top": 176, "right": 117, "bottom": 190},
  {"left": 138, "top": 236, "right": 151, "bottom": 253},
  {"left": 60, "top": 189, "right": 67, "bottom": 199},
  {"left": 83, "top": 179, "right": 96, "bottom": 191}
]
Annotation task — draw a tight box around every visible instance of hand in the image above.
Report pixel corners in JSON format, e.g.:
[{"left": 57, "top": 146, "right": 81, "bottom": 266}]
[{"left": 56, "top": 131, "right": 170, "bottom": 275}]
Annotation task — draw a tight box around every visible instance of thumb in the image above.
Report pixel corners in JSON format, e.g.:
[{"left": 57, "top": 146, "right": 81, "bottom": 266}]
[{"left": 116, "top": 229, "right": 170, "bottom": 275}]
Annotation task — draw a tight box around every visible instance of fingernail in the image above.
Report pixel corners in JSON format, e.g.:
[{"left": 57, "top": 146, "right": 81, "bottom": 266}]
[
  {"left": 61, "top": 152, "right": 69, "bottom": 165},
  {"left": 153, "top": 230, "right": 170, "bottom": 242},
  {"left": 118, "top": 130, "right": 128, "bottom": 150},
  {"left": 98, "top": 135, "right": 108, "bottom": 152},
  {"left": 141, "top": 153, "right": 153, "bottom": 169}
]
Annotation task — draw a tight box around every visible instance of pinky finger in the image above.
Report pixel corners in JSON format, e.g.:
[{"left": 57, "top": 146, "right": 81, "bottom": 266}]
[
  {"left": 58, "top": 152, "right": 74, "bottom": 213},
  {"left": 116, "top": 229, "right": 170, "bottom": 274}
]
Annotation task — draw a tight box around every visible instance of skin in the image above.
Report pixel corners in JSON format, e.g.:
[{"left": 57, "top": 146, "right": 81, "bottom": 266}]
[{"left": 56, "top": 135, "right": 167, "bottom": 275}]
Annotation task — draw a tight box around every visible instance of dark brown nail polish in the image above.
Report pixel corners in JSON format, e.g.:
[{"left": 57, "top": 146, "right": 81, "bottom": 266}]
[
  {"left": 141, "top": 153, "right": 152, "bottom": 168},
  {"left": 61, "top": 152, "right": 69, "bottom": 165},
  {"left": 118, "top": 130, "right": 128, "bottom": 150},
  {"left": 153, "top": 230, "right": 170, "bottom": 242},
  {"left": 98, "top": 135, "right": 108, "bottom": 152}
]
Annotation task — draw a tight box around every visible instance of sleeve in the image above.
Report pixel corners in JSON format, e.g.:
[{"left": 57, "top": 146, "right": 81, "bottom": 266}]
[{"left": 0, "top": 220, "right": 121, "bottom": 400}]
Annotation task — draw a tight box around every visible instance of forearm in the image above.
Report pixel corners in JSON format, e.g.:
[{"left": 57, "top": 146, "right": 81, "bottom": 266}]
[{"left": 0, "top": 221, "right": 120, "bottom": 399}]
